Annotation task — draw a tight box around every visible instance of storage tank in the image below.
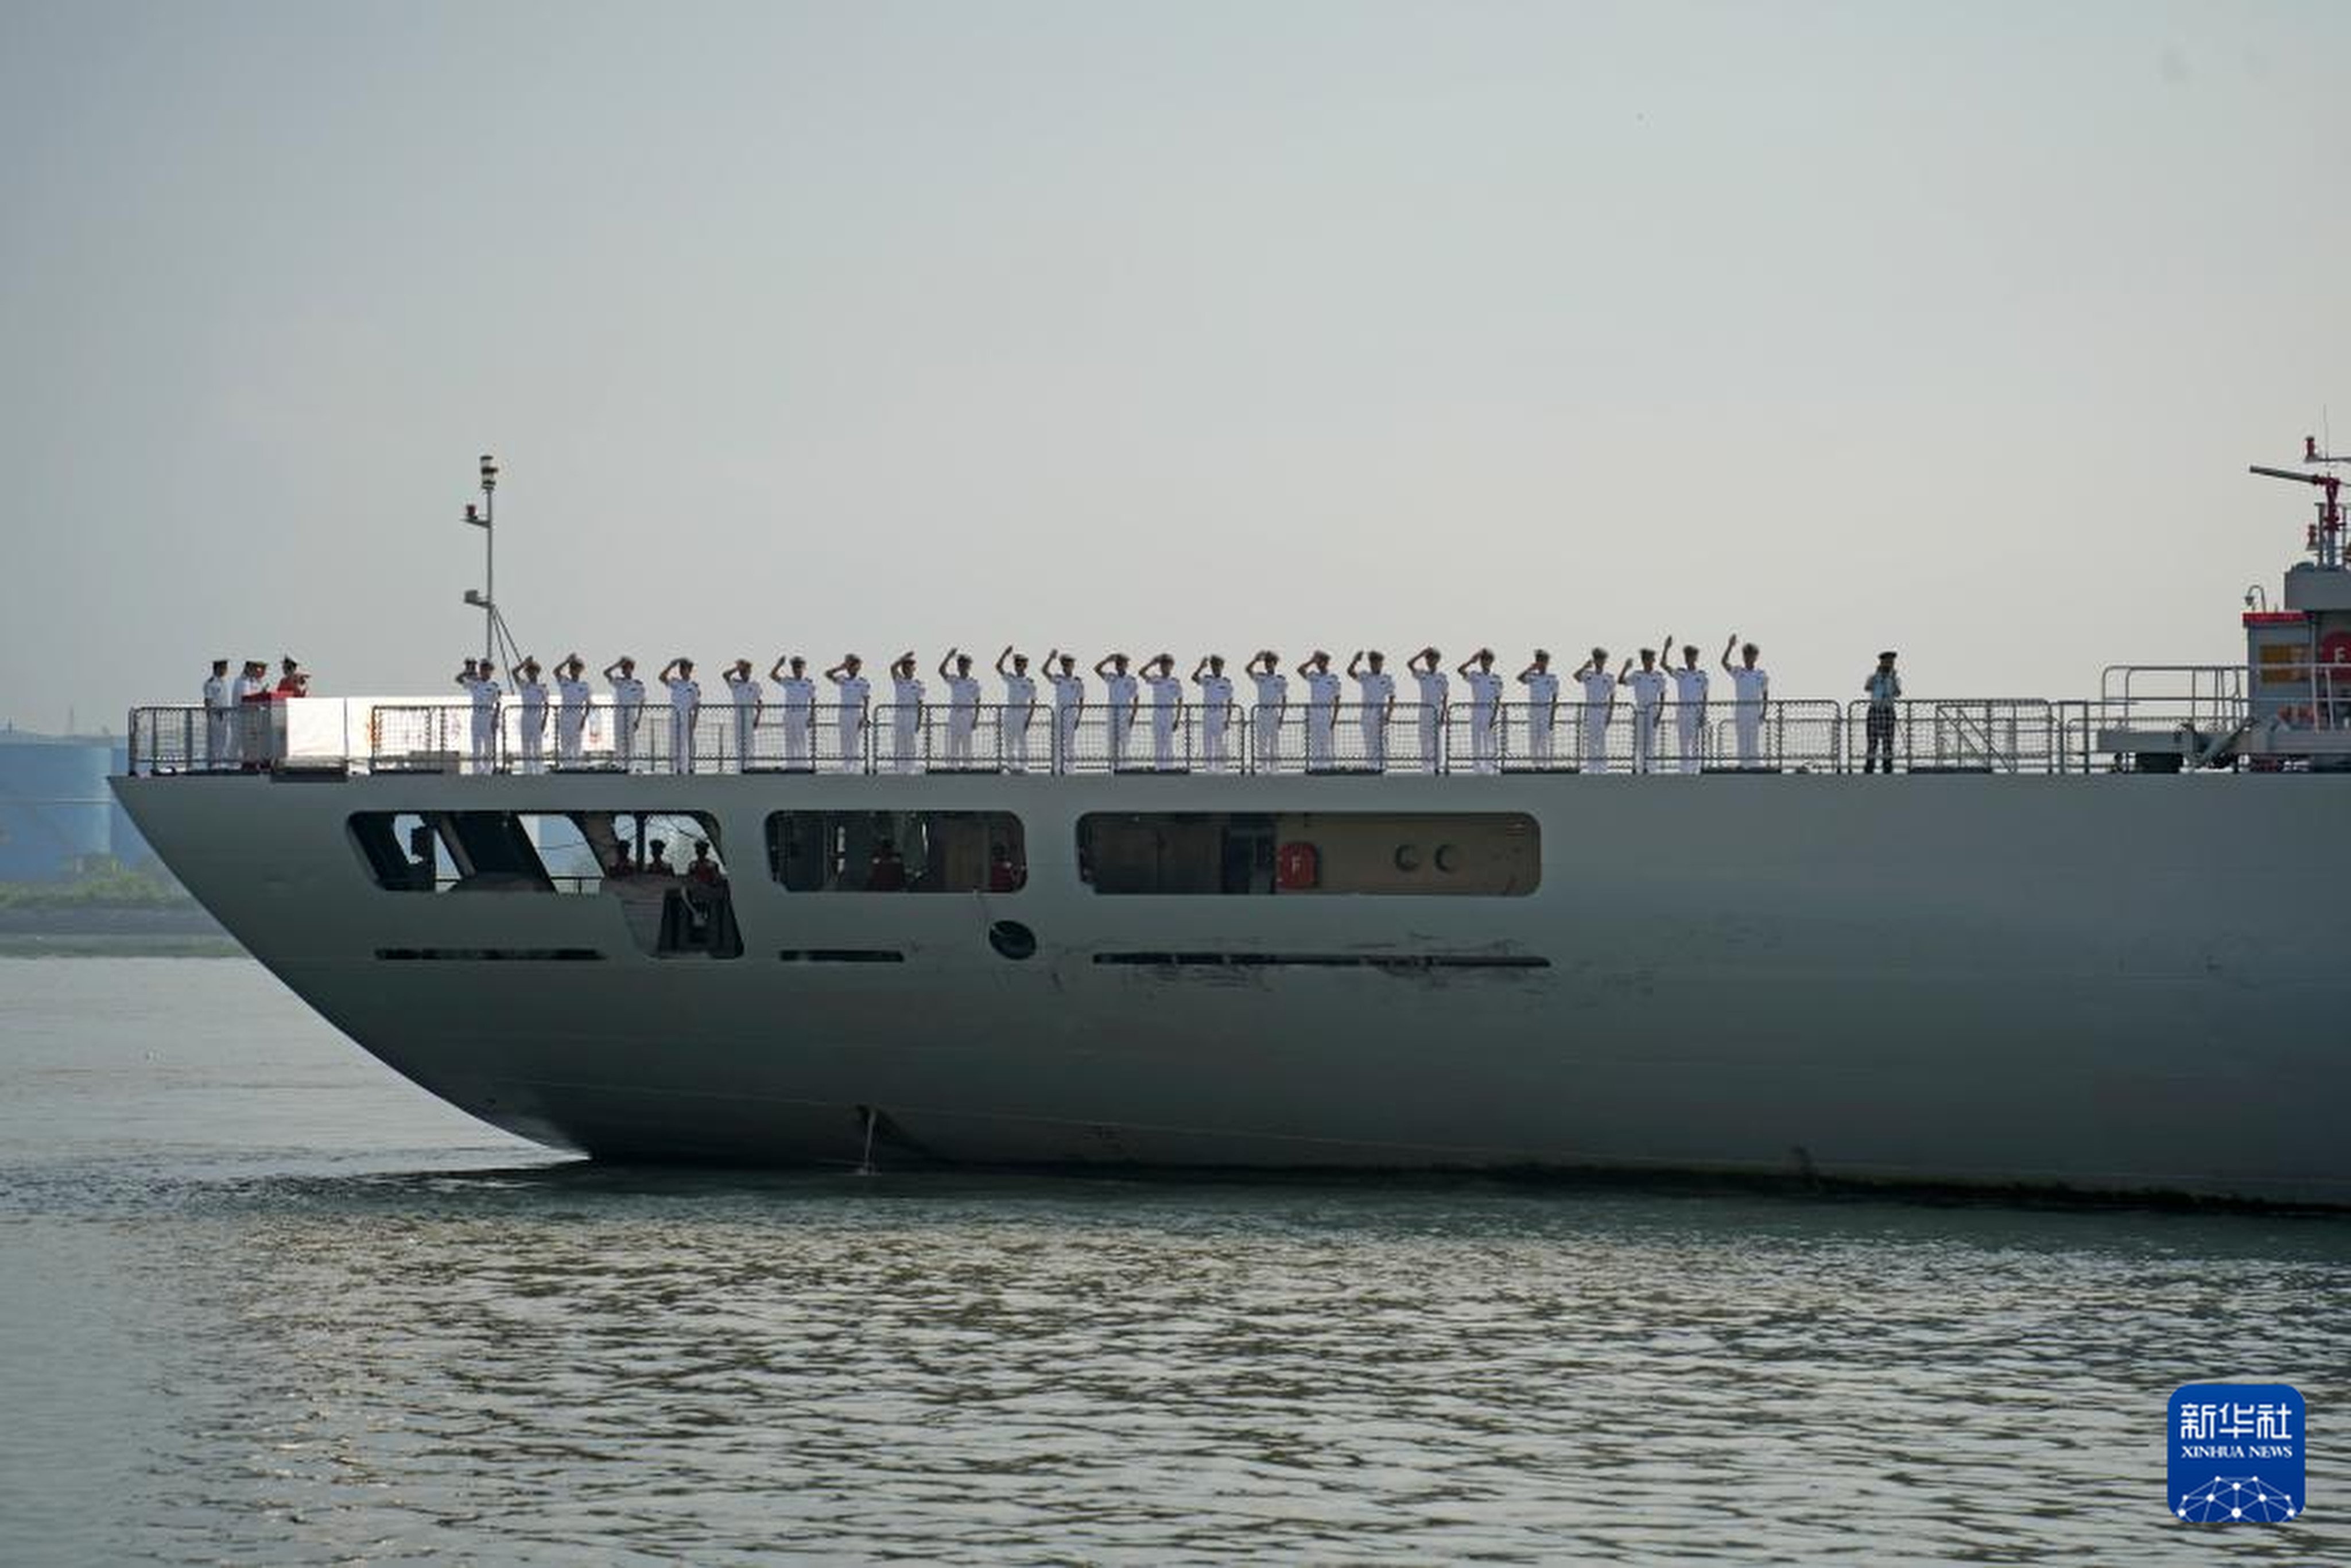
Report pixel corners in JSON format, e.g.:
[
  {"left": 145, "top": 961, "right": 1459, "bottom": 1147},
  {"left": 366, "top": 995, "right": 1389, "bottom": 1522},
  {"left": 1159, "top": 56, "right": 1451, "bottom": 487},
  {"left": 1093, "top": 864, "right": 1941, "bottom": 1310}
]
[{"left": 0, "top": 732, "right": 114, "bottom": 880}]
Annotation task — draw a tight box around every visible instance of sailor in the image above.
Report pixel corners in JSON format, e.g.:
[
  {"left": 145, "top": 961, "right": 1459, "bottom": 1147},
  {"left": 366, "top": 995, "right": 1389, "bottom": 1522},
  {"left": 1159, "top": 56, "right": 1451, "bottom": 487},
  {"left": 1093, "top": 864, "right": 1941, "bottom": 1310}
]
[
  {"left": 997, "top": 647, "right": 1037, "bottom": 772},
  {"left": 938, "top": 648, "right": 981, "bottom": 767},
  {"left": 1141, "top": 654, "right": 1185, "bottom": 770},
  {"left": 555, "top": 655, "right": 592, "bottom": 766},
  {"left": 514, "top": 657, "right": 549, "bottom": 774},
  {"left": 1863, "top": 649, "right": 1902, "bottom": 774},
  {"left": 603, "top": 656, "right": 645, "bottom": 768},
  {"left": 769, "top": 654, "right": 816, "bottom": 770},
  {"left": 718, "top": 658, "right": 762, "bottom": 769},
  {"left": 1406, "top": 647, "right": 1448, "bottom": 773},
  {"left": 227, "top": 659, "right": 267, "bottom": 765},
  {"left": 456, "top": 657, "right": 502, "bottom": 773},
  {"left": 1044, "top": 651, "right": 1086, "bottom": 773},
  {"left": 1192, "top": 654, "right": 1235, "bottom": 773},
  {"left": 1457, "top": 649, "right": 1502, "bottom": 775},
  {"left": 274, "top": 655, "right": 308, "bottom": 697},
  {"left": 823, "top": 654, "right": 870, "bottom": 772},
  {"left": 1572, "top": 649, "right": 1615, "bottom": 774},
  {"left": 1296, "top": 651, "right": 1340, "bottom": 770},
  {"left": 658, "top": 657, "right": 701, "bottom": 774},
  {"left": 202, "top": 659, "right": 232, "bottom": 769},
  {"left": 1246, "top": 651, "right": 1289, "bottom": 771},
  {"left": 1669, "top": 641, "right": 1709, "bottom": 774},
  {"left": 1722, "top": 635, "right": 1769, "bottom": 768},
  {"left": 1347, "top": 650, "right": 1395, "bottom": 771},
  {"left": 1516, "top": 650, "right": 1559, "bottom": 769},
  {"left": 889, "top": 651, "right": 924, "bottom": 774},
  {"left": 1094, "top": 651, "right": 1138, "bottom": 769},
  {"left": 1623, "top": 647, "right": 1669, "bottom": 774}
]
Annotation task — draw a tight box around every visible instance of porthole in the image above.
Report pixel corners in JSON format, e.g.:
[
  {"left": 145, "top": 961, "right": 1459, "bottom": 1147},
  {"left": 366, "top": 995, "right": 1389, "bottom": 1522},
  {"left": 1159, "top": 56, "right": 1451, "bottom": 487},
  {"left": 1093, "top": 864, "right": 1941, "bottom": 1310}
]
[
  {"left": 1433, "top": 844, "right": 1460, "bottom": 873},
  {"left": 1392, "top": 843, "right": 1421, "bottom": 872},
  {"left": 988, "top": 920, "right": 1038, "bottom": 961}
]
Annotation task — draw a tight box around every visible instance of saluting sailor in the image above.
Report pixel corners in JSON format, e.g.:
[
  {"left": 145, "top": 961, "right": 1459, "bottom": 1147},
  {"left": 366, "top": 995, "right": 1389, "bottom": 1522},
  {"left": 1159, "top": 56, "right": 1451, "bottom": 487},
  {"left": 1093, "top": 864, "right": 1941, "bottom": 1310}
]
[
  {"left": 457, "top": 657, "right": 503, "bottom": 773},
  {"left": 1246, "top": 651, "right": 1288, "bottom": 771},
  {"left": 937, "top": 649, "right": 981, "bottom": 767},
  {"left": 1348, "top": 650, "right": 1395, "bottom": 770},
  {"left": 202, "top": 659, "right": 232, "bottom": 769},
  {"left": 997, "top": 647, "right": 1037, "bottom": 772},
  {"left": 514, "top": 657, "right": 549, "bottom": 774},
  {"left": 1142, "top": 654, "right": 1185, "bottom": 770},
  {"left": 770, "top": 655, "right": 816, "bottom": 770},
  {"left": 889, "top": 651, "right": 924, "bottom": 774},
  {"left": 1458, "top": 649, "right": 1502, "bottom": 775},
  {"left": 1623, "top": 647, "right": 1669, "bottom": 774},
  {"left": 1517, "top": 650, "right": 1559, "bottom": 769},
  {"left": 1722, "top": 635, "right": 1770, "bottom": 769},
  {"left": 1669, "top": 639, "right": 1709, "bottom": 774},
  {"left": 658, "top": 657, "right": 701, "bottom": 774},
  {"left": 823, "top": 654, "right": 870, "bottom": 773},
  {"left": 720, "top": 658, "right": 762, "bottom": 769},
  {"left": 1095, "top": 651, "right": 1138, "bottom": 770},
  {"left": 555, "top": 654, "right": 591, "bottom": 766},
  {"left": 1045, "top": 650, "right": 1085, "bottom": 773},
  {"left": 1193, "top": 654, "right": 1235, "bottom": 773},
  {"left": 1407, "top": 647, "right": 1448, "bottom": 773},
  {"left": 603, "top": 656, "right": 645, "bottom": 768},
  {"left": 1572, "top": 649, "right": 1615, "bottom": 774},
  {"left": 1295, "top": 651, "right": 1339, "bottom": 770}
]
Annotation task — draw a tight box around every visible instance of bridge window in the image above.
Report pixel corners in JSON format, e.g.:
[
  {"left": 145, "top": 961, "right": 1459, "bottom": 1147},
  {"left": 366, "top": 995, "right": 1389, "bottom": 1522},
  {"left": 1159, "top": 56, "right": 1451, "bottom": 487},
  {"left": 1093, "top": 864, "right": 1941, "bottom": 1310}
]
[
  {"left": 765, "top": 811, "right": 1026, "bottom": 892},
  {"left": 1076, "top": 812, "right": 1537, "bottom": 895}
]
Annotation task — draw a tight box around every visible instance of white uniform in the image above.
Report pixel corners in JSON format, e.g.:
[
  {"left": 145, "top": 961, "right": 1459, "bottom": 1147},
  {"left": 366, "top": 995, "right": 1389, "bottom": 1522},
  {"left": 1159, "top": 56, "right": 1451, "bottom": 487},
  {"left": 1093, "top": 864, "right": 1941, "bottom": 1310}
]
[
  {"left": 202, "top": 674, "right": 231, "bottom": 767},
  {"left": 1002, "top": 672, "right": 1037, "bottom": 771},
  {"left": 1250, "top": 670, "right": 1288, "bottom": 770},
  {"left": 515, "top": 676, "right": 548, "bottom": 773},
  {"left": 1302, "top": 670, "right": 1340, "bottom": 769},
  {"left": 1144, "top": 674, "right": 1183, "bottom": 770},
  {"left": 1464, "top": 669, "right": 1503, "bottom": 775},
  {"left": 1197, "top": 674, "right": 1234, "bottom": 772},
  {"left": 465, "top": 673, "right": 503, "bottom": 771},
  {"left": 1728, "top": 665, "right": 1769, "bottom": 767},
  {"left": 556, "top": 676, "right": 591, "bottom": 764},
  {"left": 1103, "top": 672, "right": 1138, "bottom": 768},
  {"left": 1353, "top": 670, "right": 1394, "bottom": 770},
  {"left": 1412, "top": 669, "right": 1448, "bottom": 773},
  {"left": 944, "top": 674, "right": 980, "bottom": 766},
  {"left": 1578, "top": 671, "right": 1616, "bottom": 774},
  {"left": 833, "top": 676, "right": 869, "bottom": 771},
  {"left": 663, "top": 675, "right": 700, "bottom": 774},
  {"left": 776, "top": 676, "right": 815, "bottom": 768},
  {"left": 1049, "top": 673, "right": 1084, "bottom": 774},
  {"left": 724, "top": 670, "right": 761, "bottom": 768},
  {"left": 610, "top": 675, "right": 645, "bottom": 767},
  {"left": 890, "top": 676, "right": 924, "bottom": 773},
  {"left": 1522, "top": 671, "right": 1559, "bottom": 768},
  {"left": 1671, "top": 666, "right": 1710, "bottom": 774},
  {"left": 1626, "top": 669, "right": 1668, "bottom": 773}
]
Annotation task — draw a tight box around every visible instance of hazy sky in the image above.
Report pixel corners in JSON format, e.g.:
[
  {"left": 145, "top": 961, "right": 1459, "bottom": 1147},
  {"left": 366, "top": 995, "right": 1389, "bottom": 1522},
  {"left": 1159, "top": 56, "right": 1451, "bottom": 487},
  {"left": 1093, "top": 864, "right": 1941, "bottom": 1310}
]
[{"left": 3, "top": 0, "right": 2345, "bottom": 733}]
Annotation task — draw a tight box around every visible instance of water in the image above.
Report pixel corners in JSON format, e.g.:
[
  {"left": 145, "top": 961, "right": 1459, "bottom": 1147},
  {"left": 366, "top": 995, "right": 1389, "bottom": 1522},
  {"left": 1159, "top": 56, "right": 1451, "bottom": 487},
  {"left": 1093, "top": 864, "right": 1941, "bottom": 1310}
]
[{"left": 2, "top": 960, "right": 2346, "bottom": 1564}]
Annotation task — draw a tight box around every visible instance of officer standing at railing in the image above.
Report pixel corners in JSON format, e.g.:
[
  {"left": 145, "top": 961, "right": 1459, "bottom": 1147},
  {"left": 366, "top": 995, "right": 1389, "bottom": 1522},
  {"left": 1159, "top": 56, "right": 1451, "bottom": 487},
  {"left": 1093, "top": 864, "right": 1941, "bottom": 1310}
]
[
  {"left": 1193, "top": 654, "right": 1235, "bottom": 773},
  {"left": 456, "top": 657, "right": 502, "bottom": 773},
  {"left": 514, "top": 657, "right": 548, "bottom": 774},
  {"left": 1623, "top": 647, "right": 1669, "bottom": 774},
  {"left": 723, "top": 658, "right": 762, "bottom": 770},
  {"left": 1573, "top": 649, "right": 1615, "bottom": 773},
  {"left": 1722, "top": 635, "right": 1769, "bottom": 768},
  {"left": 556, "top": 654, "right": 591, "bottom": 765},
  {"left": 1459, "top": 649, "right": 1502, "bottom": 775},
  {"left": 658, "top": 657, "right": 700, "bottom": 774},
  {"left": 770, "top": 655, "right": 816, "bottom": 769},
  {"left": 1045, "top": 650, "right": 1085, "bottom": 773},
  {"left": 1095, "top": 651, "right": 1138, "bottom": 769},
  {"left": 603, "top": 656, "right": 645, "bottom": 768},
  {"left": 202, "top": 659, "right": 232, "bottom": 768},
  {"left": 1669, "top": 639, "right": 1709, "bottom": 774},
  {"left": 1517, "top": 650, "right": 1559, "bottom": 769},
  {"left": 1863, "top": 650, "right": 1902, "bottom": 774},
  {"left": 1408, "top": 648, "right": 1448, "bottom": 773},
  {"left": 824, "top": 654, "right": 869, "bottom": 772},
  {"left": 1247, "top": 651, "right": 1288, "bottom": 771},
  {"left": 1143, "top": 654, "right": 1184, "bottom": 770},
  {"left": 1298, "top": 650, "right": 1340, "bottom": 770},
  {"left": 889, "top": 651, "right": 924, "bottom": 774},
  {"left": 998, "top": 647, "right": 1037, "bottom": 772},
  {"left": 1348, "top": 650, "right": 1395, "bottom": 771},
  {"left": 940, "top": 649, "right": 981, "bottom": 767}
]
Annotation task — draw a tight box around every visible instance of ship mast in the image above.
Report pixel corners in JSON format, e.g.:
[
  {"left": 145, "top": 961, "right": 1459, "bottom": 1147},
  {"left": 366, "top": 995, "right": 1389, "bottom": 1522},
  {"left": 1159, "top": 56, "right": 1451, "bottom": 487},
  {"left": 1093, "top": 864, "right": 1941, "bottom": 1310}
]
[
  {"left": 460, "top": 452, "right": 525, "bottom": 671},
  {"left": 2250, "top": 434, "right": 2347, "bottom": 570}
]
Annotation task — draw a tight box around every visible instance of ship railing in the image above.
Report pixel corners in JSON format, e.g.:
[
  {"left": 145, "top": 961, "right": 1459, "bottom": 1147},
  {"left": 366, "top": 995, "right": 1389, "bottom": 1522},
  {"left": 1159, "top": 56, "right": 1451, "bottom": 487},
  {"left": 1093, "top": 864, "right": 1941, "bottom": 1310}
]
[{"left": 1841, "top": 698, "right": 2062, "bottom": 775}]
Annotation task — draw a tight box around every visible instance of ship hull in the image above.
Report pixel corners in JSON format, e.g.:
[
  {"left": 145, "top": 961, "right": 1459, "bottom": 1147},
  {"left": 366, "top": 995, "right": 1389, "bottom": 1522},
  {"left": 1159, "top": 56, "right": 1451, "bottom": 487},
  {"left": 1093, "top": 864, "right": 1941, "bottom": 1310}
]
[{"left": 112, "top": 770, "right": 2351, "bottom": 1205}]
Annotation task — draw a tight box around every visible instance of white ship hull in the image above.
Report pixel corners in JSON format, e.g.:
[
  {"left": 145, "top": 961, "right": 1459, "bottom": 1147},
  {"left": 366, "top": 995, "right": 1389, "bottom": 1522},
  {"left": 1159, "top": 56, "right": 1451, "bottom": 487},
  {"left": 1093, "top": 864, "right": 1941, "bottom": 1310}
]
[{"left": 111, "top": 767, "right": 2351, "bottom": 1205}]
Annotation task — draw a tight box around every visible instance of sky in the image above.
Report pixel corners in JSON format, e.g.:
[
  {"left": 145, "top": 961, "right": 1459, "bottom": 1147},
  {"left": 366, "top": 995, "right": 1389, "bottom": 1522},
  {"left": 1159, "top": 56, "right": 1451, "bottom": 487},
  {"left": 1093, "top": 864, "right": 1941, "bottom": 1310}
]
[{"left": 2, "top": 0, "right": 2345, "bottom": 734}]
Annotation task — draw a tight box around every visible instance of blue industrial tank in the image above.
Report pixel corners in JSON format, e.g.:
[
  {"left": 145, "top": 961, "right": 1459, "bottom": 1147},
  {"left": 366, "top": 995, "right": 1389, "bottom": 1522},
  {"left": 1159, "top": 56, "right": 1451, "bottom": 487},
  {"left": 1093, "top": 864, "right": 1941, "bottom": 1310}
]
[{"left": 0, "top": 732, "right": 115, "bottom": 880}]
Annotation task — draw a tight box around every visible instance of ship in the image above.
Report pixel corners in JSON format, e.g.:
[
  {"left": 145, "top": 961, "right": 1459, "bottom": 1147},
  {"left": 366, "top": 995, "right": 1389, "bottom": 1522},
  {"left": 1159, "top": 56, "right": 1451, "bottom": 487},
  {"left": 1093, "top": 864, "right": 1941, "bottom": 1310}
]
[{"left": 111, "top": 446, "right": 2351, "bottom": 1204}]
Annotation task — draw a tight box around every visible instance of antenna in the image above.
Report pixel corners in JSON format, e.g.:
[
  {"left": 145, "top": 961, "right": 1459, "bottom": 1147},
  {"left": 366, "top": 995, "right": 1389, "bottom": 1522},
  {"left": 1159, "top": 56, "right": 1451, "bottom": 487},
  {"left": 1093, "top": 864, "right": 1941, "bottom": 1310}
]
[
  {"left": 460, "top": 453, "right": 526, "bottom": 670},
  {"left": 2251, "top": 441, "right": 2346, "bottom": 570}
]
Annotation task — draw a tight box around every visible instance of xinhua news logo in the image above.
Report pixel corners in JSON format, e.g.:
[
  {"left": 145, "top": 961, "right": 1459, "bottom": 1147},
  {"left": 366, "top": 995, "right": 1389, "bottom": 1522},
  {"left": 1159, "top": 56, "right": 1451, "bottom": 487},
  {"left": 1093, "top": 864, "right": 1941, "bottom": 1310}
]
[{"left": 2168, "top": 1383, "right": 2305, "bottom": 1524}]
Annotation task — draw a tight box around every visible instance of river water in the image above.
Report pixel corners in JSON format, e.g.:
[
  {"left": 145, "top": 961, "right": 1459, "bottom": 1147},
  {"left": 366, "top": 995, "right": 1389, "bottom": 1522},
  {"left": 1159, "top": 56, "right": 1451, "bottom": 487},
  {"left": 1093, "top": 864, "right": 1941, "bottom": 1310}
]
[{"left": 1, "top": 958, "right": 2344, "bottom": 1563}]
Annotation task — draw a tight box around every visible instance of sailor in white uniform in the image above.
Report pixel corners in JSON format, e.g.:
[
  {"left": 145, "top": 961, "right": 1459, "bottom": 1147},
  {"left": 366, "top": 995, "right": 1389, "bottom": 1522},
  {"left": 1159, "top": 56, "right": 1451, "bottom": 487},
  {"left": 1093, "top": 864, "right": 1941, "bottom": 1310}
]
[
  {"left": 1095, "top": 652, "right": 1138, "bottom": 769},
  {"left": 1407, "top": 648, "right": 1448, "bottom": 773},
  {"left": 201, "top": 659, "right": 232, "bottom": 769},
  {"left": 603, "top": 657, "right": 645, "bottom": 768},
  {"left": 658, "top": 657, "right": 701, "bottom": 774},
  {"left": 1192, "top": 654, "right": 1235, "bottom": 773},
  {"left": 1297, "top": 651, "right": 1340, "bottom": 770},
  {"left": 1458, "top": 649, "right": 1502, "bottom": 775},
  {"left": 513, "top": 657, "right": 549, "bottom": 774},
  {"left": 889, "top": 651, "right": 924, "bottom": 774},
  {"left": 823, "top": 654, "right": 869, "bottom": 772},
  {"left": 1572, "top": 649, "right": 1615, "bottom": 774},
  {"left": 225, "top": 659, "right": 266, "bottom": 763},
  {"left": 1517, "top": 650, "right": 1559, "bottom": 769},
  {"left": 456, "top": 657, "right": 503, "bottom": 773},
  {"left": 1623, "top": 647, "right": 1669, "bottom": 774},
  {"left": 1347, "top": 650, "right": 1395, "bottom": 770},
  {"left": 1142, "top": 654, "right": 1185, "bottom": 770},
  {"left": 939, "top": 649, "right": 981, "bottom": 767},
  {"left": 1669, "top": 640, "right": 1710, "bottom": 774},
  {"left": 769, "top": 655, "right": 815, "bottom": 769},
  {"left": 1045, "top": 651, "right": 1085, "bottom": 774},
  {"left": 720, "top": 658, "right": 762, "bottom": 769},
  {"left": 1722, "top": 635, "right": 1770, "bottom": 769},
  {"left": 1246, "top": 651, "right": 1288, "bottom": 770},
  {"left": 997, "top": 647, "right": 1037, "bottom": 772},
  {"left": 555, "top": 654, "right": 592, "bottom": 766}
]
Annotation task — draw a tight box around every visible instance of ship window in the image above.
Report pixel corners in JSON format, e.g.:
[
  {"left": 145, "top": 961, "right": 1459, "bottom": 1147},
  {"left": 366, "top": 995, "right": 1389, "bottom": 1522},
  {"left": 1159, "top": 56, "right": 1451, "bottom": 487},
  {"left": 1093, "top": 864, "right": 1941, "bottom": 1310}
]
[
  {"left": 765, "top": 811, "right": 1026, "bottom": 893},
  {"left": 1076, "top": 812, "right": 1538, "bottom": 895}
]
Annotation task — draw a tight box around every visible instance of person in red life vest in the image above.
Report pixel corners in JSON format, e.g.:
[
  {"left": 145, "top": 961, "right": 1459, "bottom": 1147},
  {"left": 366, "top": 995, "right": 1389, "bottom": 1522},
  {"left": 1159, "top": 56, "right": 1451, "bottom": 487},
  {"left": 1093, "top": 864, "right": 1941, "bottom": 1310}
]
[
  {"left": 866, "top": 839, "right": 907, "bottom": 891},
  {"left": 273, "top": 656, "right": 308, "bottom": 697},
  {"left": 685, "top": 840, "right": 726, "bottom": 887},
  {"left": 987, "top": 843, "right": 1025, "bottom": 892}
]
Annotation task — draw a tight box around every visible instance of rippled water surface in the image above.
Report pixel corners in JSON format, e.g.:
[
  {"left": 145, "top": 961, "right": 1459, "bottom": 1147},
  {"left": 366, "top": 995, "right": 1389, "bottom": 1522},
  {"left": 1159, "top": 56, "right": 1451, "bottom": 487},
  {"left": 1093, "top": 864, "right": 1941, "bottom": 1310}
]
[{"left": 3, "top": 958, "right": 2346, "bottom": 1563}]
